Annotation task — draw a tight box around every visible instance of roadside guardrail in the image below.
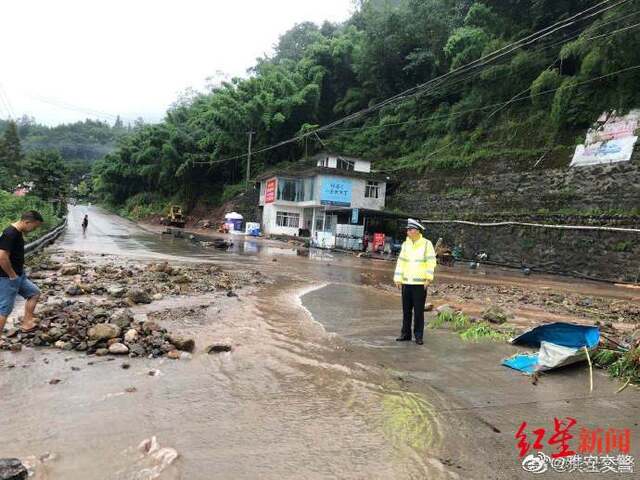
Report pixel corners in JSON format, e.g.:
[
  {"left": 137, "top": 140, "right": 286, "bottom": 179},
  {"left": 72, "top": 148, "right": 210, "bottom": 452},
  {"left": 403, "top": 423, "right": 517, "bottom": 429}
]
[{"left": 25, "top": 218, "right": 67, "bottom": 257}]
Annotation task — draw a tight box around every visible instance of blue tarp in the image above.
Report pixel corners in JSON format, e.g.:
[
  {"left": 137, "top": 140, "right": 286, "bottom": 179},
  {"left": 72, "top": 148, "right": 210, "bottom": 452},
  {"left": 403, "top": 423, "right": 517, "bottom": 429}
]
[
  {"left": 503, "top": 353, "right": 539, "bottom": 374},
  {"left": 510, "top": 322, "right": 600, "bottom": 349},
  {"left": 502, "top": 323, "right": 600, "bottom": 375}
]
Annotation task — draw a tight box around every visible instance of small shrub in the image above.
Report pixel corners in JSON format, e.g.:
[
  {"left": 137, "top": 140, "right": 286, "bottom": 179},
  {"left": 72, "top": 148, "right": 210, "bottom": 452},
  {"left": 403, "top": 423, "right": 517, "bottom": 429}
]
[
  {"left": 611, "top": 240, "right": 633, "bottom": 253},
  {"left": 221, "top": 182, "right": 246, "bottom": 203}
]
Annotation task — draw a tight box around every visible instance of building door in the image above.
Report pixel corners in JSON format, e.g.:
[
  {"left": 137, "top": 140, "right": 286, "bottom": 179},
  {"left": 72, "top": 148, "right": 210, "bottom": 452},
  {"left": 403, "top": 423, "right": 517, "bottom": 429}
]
[
  {"left": 303, "top": 208, "right": 314, "bottom": 231},
  {"left": 315, "top": 209, "right": 325, "bottom": 233}
]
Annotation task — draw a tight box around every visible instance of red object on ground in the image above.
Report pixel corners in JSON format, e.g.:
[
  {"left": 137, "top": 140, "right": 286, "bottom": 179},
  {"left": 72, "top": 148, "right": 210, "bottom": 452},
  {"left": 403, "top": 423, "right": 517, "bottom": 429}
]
[{"left": 373, "top": 233, "right": 385, "bottom": 252}]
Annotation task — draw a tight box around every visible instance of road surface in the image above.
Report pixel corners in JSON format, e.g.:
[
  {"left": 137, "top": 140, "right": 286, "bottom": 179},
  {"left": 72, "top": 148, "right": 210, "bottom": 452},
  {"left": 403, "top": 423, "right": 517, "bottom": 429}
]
[{"left": 1, "top": 205, "right": 637, "bottom": 479}]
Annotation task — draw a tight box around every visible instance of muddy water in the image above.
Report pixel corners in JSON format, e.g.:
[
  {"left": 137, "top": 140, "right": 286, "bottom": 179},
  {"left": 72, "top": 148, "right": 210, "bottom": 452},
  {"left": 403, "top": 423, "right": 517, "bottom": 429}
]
[
  {"left": 1, "top": 206, "right": 468, "bottom": 479},
  {"left": 2, "top": 205, "right": 638, "bottom": 480}
]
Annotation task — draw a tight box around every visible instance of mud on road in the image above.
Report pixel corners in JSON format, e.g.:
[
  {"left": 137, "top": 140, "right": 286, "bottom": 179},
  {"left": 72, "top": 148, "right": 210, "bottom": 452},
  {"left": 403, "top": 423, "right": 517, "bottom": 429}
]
[{"left": 1, "top": 205, "right": 638, "bottom": 480}]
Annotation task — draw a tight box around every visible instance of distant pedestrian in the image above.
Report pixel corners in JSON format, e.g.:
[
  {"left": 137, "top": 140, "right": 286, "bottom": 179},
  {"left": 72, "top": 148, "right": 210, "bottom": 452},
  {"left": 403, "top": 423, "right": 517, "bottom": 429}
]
[
  {"left": 0, "top": 211, "right": 44, "bottom": 334},
  {"left": 393, "top": 219, "right": 437, "bottom": 345},
  {"left": 82, "top": 214, "right": 88, "bottom": 234}
]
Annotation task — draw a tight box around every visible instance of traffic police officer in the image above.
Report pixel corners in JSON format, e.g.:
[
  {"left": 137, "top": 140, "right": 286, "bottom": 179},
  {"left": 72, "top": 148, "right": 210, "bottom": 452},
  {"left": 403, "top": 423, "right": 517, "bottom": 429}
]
[{"left": 393, "top": 219, "right": 437, "bottom": 345}]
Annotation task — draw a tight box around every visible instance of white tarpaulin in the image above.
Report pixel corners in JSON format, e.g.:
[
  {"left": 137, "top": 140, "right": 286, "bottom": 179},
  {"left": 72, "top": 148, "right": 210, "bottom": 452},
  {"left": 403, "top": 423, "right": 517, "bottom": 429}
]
[{"left": 570, "top": 110, "right": 639, "bottom": 167}]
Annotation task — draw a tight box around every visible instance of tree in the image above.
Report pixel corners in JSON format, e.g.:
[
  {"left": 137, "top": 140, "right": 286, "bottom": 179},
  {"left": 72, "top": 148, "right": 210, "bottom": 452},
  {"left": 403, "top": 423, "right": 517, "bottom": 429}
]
[
  {"left": 91, "top": 0, "right": 640, "bottom": 208},
  {"left": 273, "top": 22, "right": 324, "bottom": 63},
  {"left": 25, "top": 149, "right": 69, "bottom": 201},
  {"left": 0, "top": 121, "right": 24, "bottom": 189}
]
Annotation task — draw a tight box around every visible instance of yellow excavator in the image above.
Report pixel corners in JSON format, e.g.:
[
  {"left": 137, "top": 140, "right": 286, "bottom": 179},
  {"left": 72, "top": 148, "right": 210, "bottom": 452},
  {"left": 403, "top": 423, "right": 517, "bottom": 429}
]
[{"left": 160, "top": 205, "right": 186, "bottom": 228}]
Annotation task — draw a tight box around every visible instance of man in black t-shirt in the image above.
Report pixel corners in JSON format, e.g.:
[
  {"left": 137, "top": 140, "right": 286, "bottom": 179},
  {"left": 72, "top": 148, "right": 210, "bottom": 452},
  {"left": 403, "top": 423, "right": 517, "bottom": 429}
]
[{"left": 0, "top": 210, "right": 44, "bottom": 334}]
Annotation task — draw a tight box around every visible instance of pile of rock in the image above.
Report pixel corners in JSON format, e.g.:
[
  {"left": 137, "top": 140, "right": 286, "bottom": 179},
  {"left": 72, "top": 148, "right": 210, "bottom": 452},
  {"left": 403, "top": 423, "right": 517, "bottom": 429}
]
[
  {"left": 0, "top": 300, "right": 194, "bottom": 359},
  {"left": 28, "top": 256, "right": 254, "bottom": 302},
  {"left": 0, "top": 255, "right": 265, "bottom": 358}
]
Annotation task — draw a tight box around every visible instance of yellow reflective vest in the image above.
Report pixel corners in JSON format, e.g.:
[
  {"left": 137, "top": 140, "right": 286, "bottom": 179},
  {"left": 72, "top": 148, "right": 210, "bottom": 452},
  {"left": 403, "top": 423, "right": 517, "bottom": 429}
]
[{"left": 393, "top": 234, "right": 437, "bottom": 285}]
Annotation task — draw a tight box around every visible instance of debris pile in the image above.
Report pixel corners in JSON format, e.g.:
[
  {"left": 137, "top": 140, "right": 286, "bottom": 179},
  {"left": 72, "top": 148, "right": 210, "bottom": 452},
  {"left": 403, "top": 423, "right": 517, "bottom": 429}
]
[
  {"left": 0, "top": 254, "right": 261, "bottom": 358},
  {"left": 0, "top": 301, "right": 195, "bottom": 358}
]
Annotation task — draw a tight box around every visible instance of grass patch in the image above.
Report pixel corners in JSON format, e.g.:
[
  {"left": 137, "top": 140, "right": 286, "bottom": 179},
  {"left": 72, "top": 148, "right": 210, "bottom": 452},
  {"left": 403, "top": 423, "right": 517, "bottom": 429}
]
[
  {"left": 428, "top": 310, "right": 472, "bottom": 331},
  {"left": 458, "top": 322, "right": 514, "bottom": 343},
  {"left": 444, "top": 187, "right": 474, "bottom": 198}
]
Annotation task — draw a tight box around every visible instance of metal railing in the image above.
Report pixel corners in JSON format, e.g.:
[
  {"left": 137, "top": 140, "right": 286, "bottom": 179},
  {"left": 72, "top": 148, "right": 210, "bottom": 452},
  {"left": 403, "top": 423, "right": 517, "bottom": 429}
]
[{"left": 24, "top": 218, "right": 67, "bottom": 257}]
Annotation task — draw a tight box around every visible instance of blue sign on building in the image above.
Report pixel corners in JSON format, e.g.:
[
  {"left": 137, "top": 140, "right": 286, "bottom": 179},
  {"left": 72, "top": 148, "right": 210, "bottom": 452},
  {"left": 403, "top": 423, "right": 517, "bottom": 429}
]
[
  {"left": 320, "top": 177, "right": 352, "bottom": 207},
  {"left": 351, "top": 208, "right": 359, "bottom": 224}
]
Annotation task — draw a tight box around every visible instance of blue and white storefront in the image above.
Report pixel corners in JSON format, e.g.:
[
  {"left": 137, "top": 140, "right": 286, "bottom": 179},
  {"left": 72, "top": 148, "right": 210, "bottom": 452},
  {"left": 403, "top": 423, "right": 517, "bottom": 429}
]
[{"left": 257, "top": 154, "right": 387, "bottom": 245}]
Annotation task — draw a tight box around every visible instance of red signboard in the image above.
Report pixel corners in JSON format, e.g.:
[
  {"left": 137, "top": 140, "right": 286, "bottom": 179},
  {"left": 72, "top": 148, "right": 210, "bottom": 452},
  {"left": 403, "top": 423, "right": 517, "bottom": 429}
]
[{"left": 265, "top": 178, "right": 276, "bottom": 203}]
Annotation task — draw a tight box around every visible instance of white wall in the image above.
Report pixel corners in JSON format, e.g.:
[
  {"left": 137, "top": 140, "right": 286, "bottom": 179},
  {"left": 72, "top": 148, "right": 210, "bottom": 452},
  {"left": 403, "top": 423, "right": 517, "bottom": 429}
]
[
  {"left": 349, "top": 178, "right": 386, "bottom": 209},
  {"left": 262, "top": 203, "right": 303, "bottom": 236},
  {"left": 354, "top": 159, "right": 371, "bottom": 173}
]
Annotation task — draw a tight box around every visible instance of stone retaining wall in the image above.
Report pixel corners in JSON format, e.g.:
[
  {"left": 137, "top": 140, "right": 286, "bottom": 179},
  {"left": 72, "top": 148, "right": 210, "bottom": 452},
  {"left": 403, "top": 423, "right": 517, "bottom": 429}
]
[{"left": 391, "top": 156, "right": 640, "bottom": 282}]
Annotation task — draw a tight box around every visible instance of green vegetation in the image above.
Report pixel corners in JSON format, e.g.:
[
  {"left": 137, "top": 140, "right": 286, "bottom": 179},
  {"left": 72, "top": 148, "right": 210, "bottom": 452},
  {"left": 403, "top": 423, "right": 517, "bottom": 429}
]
[
  {"left": 611, "top": 240, "right": 634, "bottom": 252},
  {"left": 593, "top": 348, "right": 640, "bottom": 385},
  {"left": 0, "top": 116, "right": 131, "bottom": 164},
  {"left": 115, "top": 193, "right": 170, "bottom": 221},
  {"left": 428, "top": 310, "right": 472, "bottom": 331},
  {"left": 0, "top": 121, "right": 70, "bottom": 238},
  {"left": 75, "top": 1, "right": 640, "bottom": 209},
  {"left": 428, "top": 309, "right": 513, "bottom": 342},
  {"left": 458, "top": 322, "right": 514, "bottom": 342},
  {"left": 0, "top": 190, "right": 62, "bottom": 240},
  {"left": 444, "top": 186, "right": 474, "bottom": 198},
  {"left": 0, "top": 117, "right": 131, "bottom": 192}
]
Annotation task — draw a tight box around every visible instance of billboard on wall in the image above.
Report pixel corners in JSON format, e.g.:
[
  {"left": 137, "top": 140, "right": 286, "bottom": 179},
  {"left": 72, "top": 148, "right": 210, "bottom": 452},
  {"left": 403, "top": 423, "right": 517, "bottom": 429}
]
[
  {"left": 320, "top": 177, "right": 352, "bottom": 206},
  {"left": 265, "top": 178, "right": 276, "bottom": 203},
  {"left": 571, "top": 110, "right": 639, "bottom": 167}
]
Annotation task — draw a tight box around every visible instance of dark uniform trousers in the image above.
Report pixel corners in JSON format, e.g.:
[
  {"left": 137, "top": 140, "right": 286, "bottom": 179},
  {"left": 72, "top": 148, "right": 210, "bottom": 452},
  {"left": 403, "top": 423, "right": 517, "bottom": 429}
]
[{"left": 401, "top": 284, "right": 427, "bottom": 340}]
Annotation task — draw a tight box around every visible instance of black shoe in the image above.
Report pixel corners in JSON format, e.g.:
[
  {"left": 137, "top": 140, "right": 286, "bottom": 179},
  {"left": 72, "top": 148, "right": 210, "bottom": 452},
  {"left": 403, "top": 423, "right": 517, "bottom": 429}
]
[
  {"left": 396, "top": 336, "right": 412, "bottom": 342},
  {"left": 415, "top": 338, "right": 424, "bottom": 345}
]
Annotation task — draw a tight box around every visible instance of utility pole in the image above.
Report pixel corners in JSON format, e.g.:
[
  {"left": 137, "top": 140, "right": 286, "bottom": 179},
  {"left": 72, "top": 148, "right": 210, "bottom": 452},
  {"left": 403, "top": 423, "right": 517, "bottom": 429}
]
[{"left": 246, "top": 130, "right": 254, "bottom": 190}]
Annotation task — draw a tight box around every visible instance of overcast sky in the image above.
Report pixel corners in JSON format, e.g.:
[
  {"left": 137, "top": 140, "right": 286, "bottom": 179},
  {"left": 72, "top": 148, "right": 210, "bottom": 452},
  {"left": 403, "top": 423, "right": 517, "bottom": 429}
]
[{"left": 0, "top": 0, "right": 354, "bottom": 126}]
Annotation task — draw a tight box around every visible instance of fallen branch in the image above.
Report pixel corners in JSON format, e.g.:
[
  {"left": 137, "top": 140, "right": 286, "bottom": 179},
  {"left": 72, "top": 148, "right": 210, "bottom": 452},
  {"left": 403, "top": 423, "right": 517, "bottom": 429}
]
[{"left": 616, "top": 378, "right": 631, "bottom": 394}]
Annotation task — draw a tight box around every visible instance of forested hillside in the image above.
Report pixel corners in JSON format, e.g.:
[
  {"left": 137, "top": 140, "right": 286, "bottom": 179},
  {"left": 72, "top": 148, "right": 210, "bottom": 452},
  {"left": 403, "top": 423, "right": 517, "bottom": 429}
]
[
  {"left": 93, "top": 0, "right": 640, "bottom": 213},
  {"left": 0, "top": 114, "right": 132, "bottom": 229},
  {"left": 0, "top": 116, "right": 131, "bottom": 180}
]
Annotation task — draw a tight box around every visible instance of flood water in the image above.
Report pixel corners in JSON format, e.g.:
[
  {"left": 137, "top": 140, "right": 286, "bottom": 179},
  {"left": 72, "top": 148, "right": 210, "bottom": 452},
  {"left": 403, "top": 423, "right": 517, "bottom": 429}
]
[{"left": 1, "top": 205, "right": 638, "bottom": 480}]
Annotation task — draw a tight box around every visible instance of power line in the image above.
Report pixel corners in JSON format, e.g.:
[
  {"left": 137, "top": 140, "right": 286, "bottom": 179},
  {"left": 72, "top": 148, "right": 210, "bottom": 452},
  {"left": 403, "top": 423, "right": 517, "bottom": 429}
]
[
  {"left": 20, "top": 91, "right": 139, "bottom": 125},
  {"left": 313, "top": 0, "right": 631, "bottom": 132},
  {"left": 321, "top": 19, "right": 640, "bottom": 136},
  {"left": 0, "top": 82, "right": 15, "bottom": 119},
  {"left": 321, "top": 7, "right": 640, "bottom": 137},
  {"left": 192, "top": 0, "right": 631, "bottom": 167}
]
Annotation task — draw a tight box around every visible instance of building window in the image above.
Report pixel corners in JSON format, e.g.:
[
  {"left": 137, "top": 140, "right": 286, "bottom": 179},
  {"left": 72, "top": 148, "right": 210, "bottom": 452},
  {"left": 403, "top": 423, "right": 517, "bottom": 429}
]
[
  {"left": 276, "top": 178, "right": 313, "bottom": 202},
  {"left": 277, "top": 179, "right": 303, "bottom": 202},
  {"left": 337, "top": 157, "right": 354, "bottom": 171},
  {"left": 365, "top": 181, "right": 380, "bottom": 199},
  {"left": 276, "top": 211, "right": 300, "bottom": 228},
  {"left": 318, "top": 157, "right": 330, "bottom": 168}
]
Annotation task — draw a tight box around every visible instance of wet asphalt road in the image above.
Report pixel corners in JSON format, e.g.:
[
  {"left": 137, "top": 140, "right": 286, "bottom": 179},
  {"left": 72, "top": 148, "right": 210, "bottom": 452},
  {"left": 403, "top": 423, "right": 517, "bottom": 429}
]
[{"left": 1, "top": 205, "right": 638, "bottom": 479}]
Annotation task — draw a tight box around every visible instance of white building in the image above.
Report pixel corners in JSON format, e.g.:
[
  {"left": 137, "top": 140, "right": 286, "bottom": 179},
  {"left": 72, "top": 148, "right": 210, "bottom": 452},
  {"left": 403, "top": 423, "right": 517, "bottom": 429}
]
[{"left": 257, "top": 153, "right": 388, "bottom": 240}]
